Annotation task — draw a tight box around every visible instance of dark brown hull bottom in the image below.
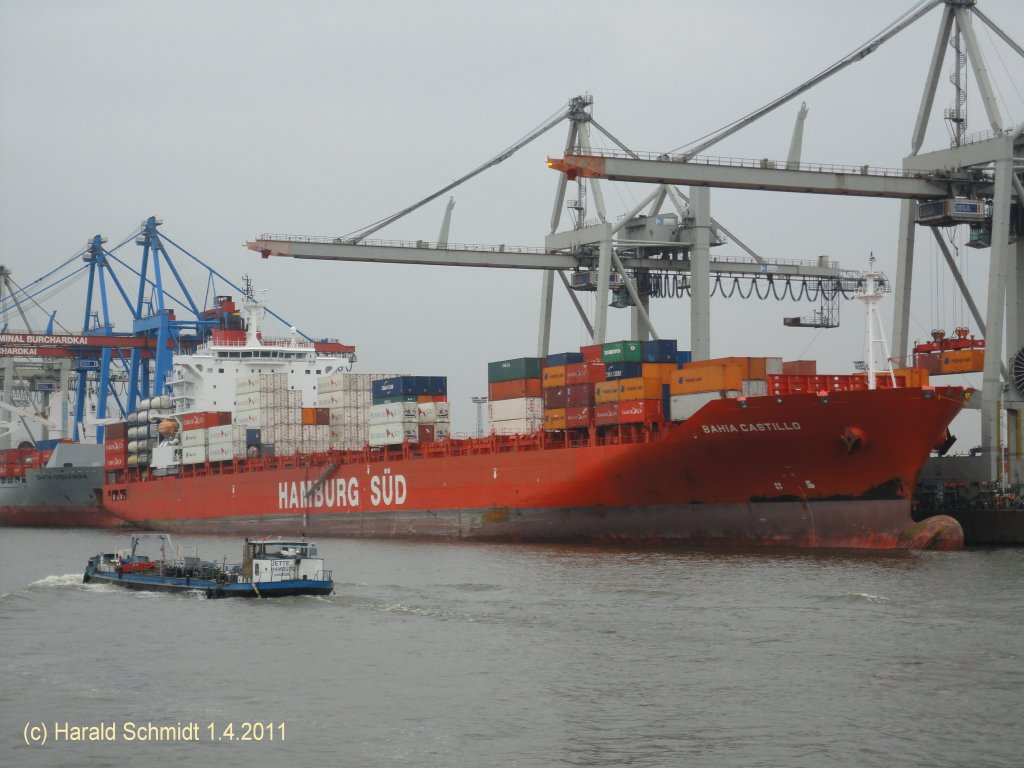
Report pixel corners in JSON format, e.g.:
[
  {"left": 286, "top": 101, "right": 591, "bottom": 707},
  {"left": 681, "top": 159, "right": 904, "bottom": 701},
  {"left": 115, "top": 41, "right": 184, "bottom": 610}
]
[
  {"left": 128, "top": 499, "right": 941, "bottom": 549},
  {"left": 0, "top": 505, "right": 128, "bottom": 529}
]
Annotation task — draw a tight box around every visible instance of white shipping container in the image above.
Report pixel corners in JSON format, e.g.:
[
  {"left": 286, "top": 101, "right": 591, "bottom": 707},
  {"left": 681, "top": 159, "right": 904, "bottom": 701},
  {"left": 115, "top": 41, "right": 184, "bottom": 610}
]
[
  {"left": 234, "top": 411, "right": 260, "bottom": 427},
  {"left": 766, "top": 357, "right": 783, "bottom": 376},
  {"left": 669, "top": 392, "right": 721, "bottom": 422},
  {"left": 416, "top": 401, "right": 451, "bottom": 424},
  {"left": 434, "top": 423, "right": 451, "bottom": 441},
  {"left": 206, "top": 424, "right": 233, "bottom": 442},
  {"left": 369, "top": 402, "right": 417, "bottom": 426},
  {"left": 236, "top": 372, "right": 288, "bottom": 396},
  {"left": 369, "top": 423, "right": 418, "bottom": 446},
  {"left": 181, "top": 429, "right": 206, "bottom": 448},
  {"left": 207, "top": 443, "right": 233, "bottom": 462},
  {"left": 491, "top": 418, "right": 543, "bottom": 435},
  {"left": 182, "top": 445, "right": 207, "bottom": 464},
  {"left": 741, "top": 379, "right": 768, "bottom": 397},
  {"left": 333, "top": 409, "right": 358, "bottom": 428},
  {"left": 489, "top": 397, "right": 543, "bottom": 422}
]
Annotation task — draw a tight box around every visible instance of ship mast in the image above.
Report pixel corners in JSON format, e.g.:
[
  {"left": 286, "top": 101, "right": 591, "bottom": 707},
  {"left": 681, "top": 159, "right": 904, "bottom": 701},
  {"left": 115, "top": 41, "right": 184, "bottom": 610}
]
[{"left": 854, "top": 255, "right": 896, "bottom": 391}]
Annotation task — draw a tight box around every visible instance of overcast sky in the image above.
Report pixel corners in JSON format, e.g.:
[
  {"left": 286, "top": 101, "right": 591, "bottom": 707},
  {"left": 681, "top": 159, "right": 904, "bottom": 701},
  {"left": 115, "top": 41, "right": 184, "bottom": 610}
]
[{"left": 1, "top": 0, "right": 1022, "bottom": 436}]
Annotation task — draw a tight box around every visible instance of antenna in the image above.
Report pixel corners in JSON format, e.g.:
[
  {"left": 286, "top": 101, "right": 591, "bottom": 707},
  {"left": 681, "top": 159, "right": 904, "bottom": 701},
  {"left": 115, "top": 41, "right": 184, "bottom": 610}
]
[{"left": 471, "top": 396, "right": 488, "bottom": 437}]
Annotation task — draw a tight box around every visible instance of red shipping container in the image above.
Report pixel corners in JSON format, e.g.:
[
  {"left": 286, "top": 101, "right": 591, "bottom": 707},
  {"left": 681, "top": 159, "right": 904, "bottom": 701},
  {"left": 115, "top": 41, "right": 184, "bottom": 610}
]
[
  {"left": 581, "top": 344, "right": 603, "bottom": 363},
  {"left": 106, "top": 422, "right": 128, "bottom": 440},
  {"left": 565, "top": 362, "right": 607, "bottom": 384},
  {"left": 105, "top": 438, "right": 127, "bottom": 454},
  {"left": 104, "top": 438, "right": 128, "bottom": 470},
  {"left": 104, "top": 454, "right": 127, "bottom": 470},
  {"left": 543, "top": 386, "right": 569, "bottom": 409},
  {"left": 181, "top": 411, "right": 231, "bottom": 431},
  {"left": 565, "top": 382, "right": 594, "bottom": 407},
  {"left": 595, "top": 402, "right": 620, "bottom": 426},
  {"left": 488, "top": 379, "right": 542, "bottom": 401},
  {"left": 782, "top": 360, "right": 817, "bottom": 376},
  {"left": 418, "top": 424, "right": 435, "bottom": 443},
  {"left": 566, "top": 406, "right": 592, "bottom": 428},
  {"left": 618, "top": 399, "right": 664, "bottom": 424},
  {"left": 211, "top": 329, "right": 247, "bottom": 345}
]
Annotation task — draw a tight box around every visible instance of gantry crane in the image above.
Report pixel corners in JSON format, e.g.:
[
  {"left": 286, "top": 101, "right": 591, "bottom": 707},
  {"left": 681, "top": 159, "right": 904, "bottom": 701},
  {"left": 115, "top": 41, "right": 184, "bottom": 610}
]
[{"left": 545, "top": 0, "right": 1023, "bottom": 487}]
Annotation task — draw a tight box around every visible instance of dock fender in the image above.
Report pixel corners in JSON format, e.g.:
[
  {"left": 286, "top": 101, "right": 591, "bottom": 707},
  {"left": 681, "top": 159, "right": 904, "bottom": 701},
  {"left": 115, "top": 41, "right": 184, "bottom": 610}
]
[{"left": 898, "top": 515, "right": 964, "bottom": 551}]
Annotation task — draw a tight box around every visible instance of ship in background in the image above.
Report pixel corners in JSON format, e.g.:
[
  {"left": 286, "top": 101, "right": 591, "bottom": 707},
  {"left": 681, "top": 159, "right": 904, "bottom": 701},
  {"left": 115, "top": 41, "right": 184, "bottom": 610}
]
[{"left": 0, "top": 221, "right": 356, "bottom": 528}]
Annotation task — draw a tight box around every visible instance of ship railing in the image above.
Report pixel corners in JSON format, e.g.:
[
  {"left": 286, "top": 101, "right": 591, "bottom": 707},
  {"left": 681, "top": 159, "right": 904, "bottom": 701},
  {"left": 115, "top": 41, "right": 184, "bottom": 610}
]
[
  {"left": 111, "top": 421, "right": 678, "bottom": 487},
  {"left": 565, "top": 146, "right": 924, "bottom": 181}
]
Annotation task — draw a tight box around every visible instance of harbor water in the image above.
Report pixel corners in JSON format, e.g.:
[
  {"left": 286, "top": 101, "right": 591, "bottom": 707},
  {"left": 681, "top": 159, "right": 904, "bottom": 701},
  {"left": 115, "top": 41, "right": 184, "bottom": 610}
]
[{"left": 1, "top": 529, "right": 1021, "bottom": 767}]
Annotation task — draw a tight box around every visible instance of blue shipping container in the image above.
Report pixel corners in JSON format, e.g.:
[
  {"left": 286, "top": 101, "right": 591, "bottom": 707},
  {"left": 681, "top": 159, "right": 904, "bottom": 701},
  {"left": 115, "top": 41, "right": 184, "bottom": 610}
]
[
  {"left": 676, "top": 350, "right": 693, "bottom": 366},
  {"left": 545, "top": 352, "right": 584, "bottom": 367},
  {"left": 642, "top": 339, "right": 678, "bottom": 363},
  {"left": 604, "top": 362, "right": 643, "bottom": 380},
  {"left": 372, "top": 376, "right": 429, "bottom": 399},
  {"left": 246, "top": 429, "right": 261, "bottom": 447}
]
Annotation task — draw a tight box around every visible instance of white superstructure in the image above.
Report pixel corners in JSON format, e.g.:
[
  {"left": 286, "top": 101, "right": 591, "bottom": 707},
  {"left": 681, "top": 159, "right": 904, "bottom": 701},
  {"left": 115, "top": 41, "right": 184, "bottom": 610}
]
[{"left": 166, "top": 293, "right": 355, "bottom": 415}]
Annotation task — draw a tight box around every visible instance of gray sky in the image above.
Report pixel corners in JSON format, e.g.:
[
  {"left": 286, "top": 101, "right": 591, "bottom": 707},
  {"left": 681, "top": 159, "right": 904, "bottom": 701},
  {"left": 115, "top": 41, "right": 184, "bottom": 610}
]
[{"left": 2, "top": 0, "right": 1023, "bottom": 436}]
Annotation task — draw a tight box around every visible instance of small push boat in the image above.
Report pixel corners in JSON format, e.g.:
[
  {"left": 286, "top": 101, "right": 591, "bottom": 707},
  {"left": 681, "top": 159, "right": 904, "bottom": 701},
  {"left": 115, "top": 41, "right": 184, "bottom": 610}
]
[{"left": 83, "top": 534, "right": 334, "bottom": 598}]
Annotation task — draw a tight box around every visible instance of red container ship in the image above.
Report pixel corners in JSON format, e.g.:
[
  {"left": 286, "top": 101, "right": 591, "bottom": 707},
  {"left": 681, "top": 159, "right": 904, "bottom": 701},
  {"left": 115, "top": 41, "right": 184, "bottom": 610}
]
[{"left": 102, "top": 384, "right": 969, "bottom": 549}]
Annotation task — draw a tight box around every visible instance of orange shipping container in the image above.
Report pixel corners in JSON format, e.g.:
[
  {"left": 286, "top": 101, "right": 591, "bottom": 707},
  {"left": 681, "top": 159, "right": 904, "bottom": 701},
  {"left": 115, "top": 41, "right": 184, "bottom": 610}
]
[
  {"left": 642, "top": 362, "right": 677, "bottom": 383},
  {"left": 938, "top": 349, "right": 984, "bottom": 374},
  {"left": 618, "top": 376, "right": 663, "bottom": 401},
  {"left": 594, "top": 381, "right": 621, "bottom": 404},
  {"left": 685, "top": 356, "right": 778, "bottom": 381},
  {"left": 543, "top": 408, "right": 567, "bottom": 430},
  {"left": 581, "top": 344, "right": 603, "bottom": 363},
  {"left": 488, "top": 378, "right": 543, "bottom": 401},
  {"left": 668, "top": 364, "right": 743, "bottom": 395},
  {"left": 892, "top": 367, "right": 930, "bottom": 387},
  {"left": 542, "top": 366, "right": 567, "bottom": 388}
]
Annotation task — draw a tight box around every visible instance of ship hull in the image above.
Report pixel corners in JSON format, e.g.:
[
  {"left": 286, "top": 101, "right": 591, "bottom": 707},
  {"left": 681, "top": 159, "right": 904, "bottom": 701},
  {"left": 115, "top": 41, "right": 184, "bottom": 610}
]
[
  {"left": 0, "top": 465, "right": 120, "bottom": 528},
  {"left": 119, "top": 500, "right": 914, "bottom": 549},
  {"left": 104, "top": 387, "right": 969, "bottom": 549}
]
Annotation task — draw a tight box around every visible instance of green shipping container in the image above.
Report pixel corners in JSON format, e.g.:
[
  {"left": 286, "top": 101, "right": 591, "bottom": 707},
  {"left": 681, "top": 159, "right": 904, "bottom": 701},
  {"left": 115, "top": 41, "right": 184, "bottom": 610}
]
[
  {"left": 601, "top": 341, "right": 643, "bottom": 363},
  {"left": 372, "top": 395, "right": 420, "bottom": 405},
  {"left": 488, "top": 357, "right": 543, "bottom": 383}
]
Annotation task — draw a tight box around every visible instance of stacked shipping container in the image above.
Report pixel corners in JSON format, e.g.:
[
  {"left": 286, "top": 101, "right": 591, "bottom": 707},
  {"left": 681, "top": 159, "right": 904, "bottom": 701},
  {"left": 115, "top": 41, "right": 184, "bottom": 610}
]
[
  {"left": 488, "top": 357, "right": 543, "bottom": 435},
  {"left": 368, "top": 376, "right": 450, "bottom": 446},
  {"left": 234, "top": 373, "right": 317, "bottom": 456}
]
